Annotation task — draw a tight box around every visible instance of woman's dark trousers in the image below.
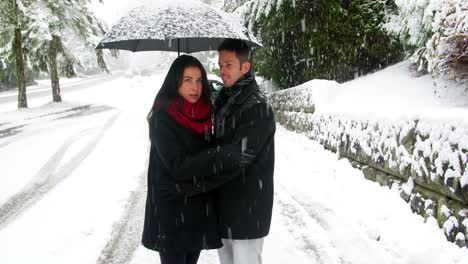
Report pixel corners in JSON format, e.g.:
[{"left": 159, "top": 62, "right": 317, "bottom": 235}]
[{"left": 159, "top": 251, "right": 201, "bottom": 264}]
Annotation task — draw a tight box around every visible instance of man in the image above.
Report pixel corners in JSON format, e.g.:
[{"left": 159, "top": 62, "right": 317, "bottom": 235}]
[
  {"left": 172, "top": 39, "right": 275, "bottom": 264},
  {"left": 212, "top": 39, "right": 275, "bottom": 264}
]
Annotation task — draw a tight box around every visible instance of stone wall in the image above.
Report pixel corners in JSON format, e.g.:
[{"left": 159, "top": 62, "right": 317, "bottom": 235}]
[{"left": 268, "top": 89, "right": 468, "bottom": 248}]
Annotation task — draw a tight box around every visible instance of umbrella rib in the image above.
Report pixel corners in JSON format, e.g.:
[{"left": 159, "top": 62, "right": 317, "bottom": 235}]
[{"left": 134, "top": 39, "right": 141, "bottom": 52}]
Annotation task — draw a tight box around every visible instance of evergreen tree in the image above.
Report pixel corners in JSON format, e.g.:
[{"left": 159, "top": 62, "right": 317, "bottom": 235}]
[
  {"left": 224, "top": 0, "right": 251, "bottom": 12},
  {"left": 24, "top": 0, "right": 111, "bottom": 102},
  {"left": 384, "top": 0, "right": 437, "bottom": 72},
  {"left": 0, "top": 0, "right": 28, "bottom": 108},
  {"left": 0, "top": 0, "right": 112, "bottom": 103},
  {"left": 250, "top": 0, "right": 403, "bottom": 88}
]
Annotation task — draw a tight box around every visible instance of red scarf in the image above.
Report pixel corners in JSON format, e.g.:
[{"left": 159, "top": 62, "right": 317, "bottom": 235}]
[{"left": 165, "top": 98, "right": 213, "bottom": 136}]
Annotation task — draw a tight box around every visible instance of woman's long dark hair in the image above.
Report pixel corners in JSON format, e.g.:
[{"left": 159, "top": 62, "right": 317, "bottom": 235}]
[{"left": 147, "top": 55, "right": 212, "bottom": 139}]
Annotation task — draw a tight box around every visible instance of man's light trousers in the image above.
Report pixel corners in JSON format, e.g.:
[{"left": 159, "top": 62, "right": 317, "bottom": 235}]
[{"left": 217, "top": 238, "right": 264, "bottom": 264}]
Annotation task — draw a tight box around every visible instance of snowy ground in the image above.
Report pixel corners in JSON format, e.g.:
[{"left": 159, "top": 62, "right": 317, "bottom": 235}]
[
  {"left": 283, "top": 61, "right": 468, "bottom": 118},
  {"left": 0, "top": 68, "right": 467, "bottom": 264}
]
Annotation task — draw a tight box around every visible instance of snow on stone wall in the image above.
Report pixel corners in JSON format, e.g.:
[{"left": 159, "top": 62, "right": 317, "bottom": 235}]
[
  {"left": 268, "top": 86, "right": 468, "bottom": 246},
  {"left": 269, "top": 94, "right": 468, "bottom": 202}
]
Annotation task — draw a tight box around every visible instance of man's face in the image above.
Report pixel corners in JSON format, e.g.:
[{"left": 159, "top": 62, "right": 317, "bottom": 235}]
[{"left": 218, "top": 50, "right": 251, "bottom": 88}]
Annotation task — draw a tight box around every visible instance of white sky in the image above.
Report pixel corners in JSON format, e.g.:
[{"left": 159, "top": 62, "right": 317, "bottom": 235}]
[{"left": 91, "top": 0, "right": 139, "bottom": 26}]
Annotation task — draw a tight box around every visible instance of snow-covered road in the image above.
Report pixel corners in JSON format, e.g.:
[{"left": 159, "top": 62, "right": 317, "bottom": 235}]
[{"left": 0, "top": 74, "right": 467, "bottom": 264}]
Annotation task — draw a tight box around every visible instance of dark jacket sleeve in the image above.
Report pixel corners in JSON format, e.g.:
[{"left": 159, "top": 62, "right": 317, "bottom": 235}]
[
  {"left": 171, "top": 101, "right": 276, "bottom": 194},
  {"left": 151, "top": 116, "right": 191, "bottom": 175},
  {"left": 151, "top": 114, "right": 219, "bottom": 198}
]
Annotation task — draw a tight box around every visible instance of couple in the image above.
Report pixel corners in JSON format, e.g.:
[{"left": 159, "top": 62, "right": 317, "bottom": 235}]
[{"left": 142, "top": 39, "right": 276, "bottom": 264}]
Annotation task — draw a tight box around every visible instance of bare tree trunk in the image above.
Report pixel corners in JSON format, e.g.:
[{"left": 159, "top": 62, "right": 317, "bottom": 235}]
[
  {"left": 48, "top": 36, "right": 61, "bottom": 102},
  {"left": 14, "top": 0, "right": 27, "bottom": 108}
]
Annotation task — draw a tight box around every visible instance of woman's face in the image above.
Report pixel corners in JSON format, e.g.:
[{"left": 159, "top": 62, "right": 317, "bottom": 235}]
[{"left": 178, "top": 66, "right": 203, "bottom": 104}]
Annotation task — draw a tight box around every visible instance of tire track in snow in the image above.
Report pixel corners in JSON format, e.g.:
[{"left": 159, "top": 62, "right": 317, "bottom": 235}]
[
  {"left": 290, "top": 195, "right": 335, "bottom": 231},
  {"left": 0, "top": 104, "right": 112, "bottom": 149},
  {"left": 275, "top": 188, "right": 343, "bottom": 264},
  {"left": 0, "top": 112, "right": 120, "bottom": 230},
  {"left": 96, "top": 169, "right": 147, "bottom": 264}
]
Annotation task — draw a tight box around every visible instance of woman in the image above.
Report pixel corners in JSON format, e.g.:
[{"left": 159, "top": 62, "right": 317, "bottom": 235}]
[{"left": 142, "top": 55, "right": 221, "bottom": 264}]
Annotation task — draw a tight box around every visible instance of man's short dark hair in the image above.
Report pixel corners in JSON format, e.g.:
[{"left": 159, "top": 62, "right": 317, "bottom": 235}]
[{"left": 217, "top": 39, "right": 252, "bottom": 66}]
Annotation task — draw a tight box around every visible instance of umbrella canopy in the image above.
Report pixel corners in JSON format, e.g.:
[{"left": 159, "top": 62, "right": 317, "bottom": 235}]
[{"left": 95, "top": 0, "right": 262, "bottom": 54}]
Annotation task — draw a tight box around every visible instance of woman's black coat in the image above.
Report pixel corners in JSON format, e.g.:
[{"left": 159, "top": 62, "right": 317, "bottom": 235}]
[{"left": 141, "top": 111, "right": 222, "bottom": 253}]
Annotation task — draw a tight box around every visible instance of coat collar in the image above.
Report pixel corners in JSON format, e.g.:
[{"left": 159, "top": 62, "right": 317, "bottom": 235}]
[
  {"left": 214, "top": 73, "right": 258, "bottom": 128},
  {"left": 221, "top": 72, "right": 257, "bottom": 105}
]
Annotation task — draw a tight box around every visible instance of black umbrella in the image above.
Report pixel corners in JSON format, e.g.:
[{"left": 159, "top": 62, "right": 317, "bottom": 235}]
[{"left": 95, "top": 0, "right": 262, "bottom": 55}]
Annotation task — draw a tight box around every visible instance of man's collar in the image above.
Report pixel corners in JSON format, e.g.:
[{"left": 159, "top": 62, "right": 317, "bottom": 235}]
[{"left": 224, "top": 71, "right": 255, "bottom": 94}]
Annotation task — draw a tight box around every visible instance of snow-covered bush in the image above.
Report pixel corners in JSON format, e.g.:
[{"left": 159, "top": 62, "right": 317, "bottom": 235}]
[
  {"left": 385, "top": 0, "right": 467, "bottom": 80},
  {"left": 428, "top": 1, "right": 467, "bottom": 80}
]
